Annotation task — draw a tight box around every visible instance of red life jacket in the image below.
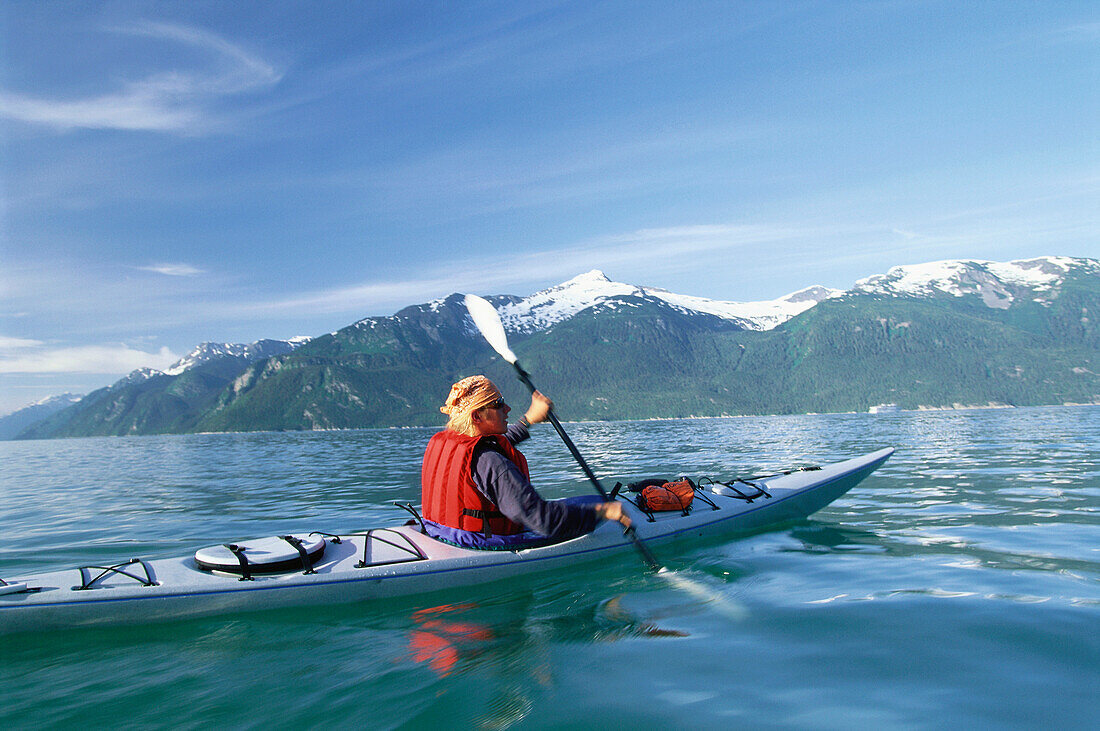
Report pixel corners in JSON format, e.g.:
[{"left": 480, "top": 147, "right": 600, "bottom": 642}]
[{"left": 421, "top": 430, "right": 529, "bottom": 536}]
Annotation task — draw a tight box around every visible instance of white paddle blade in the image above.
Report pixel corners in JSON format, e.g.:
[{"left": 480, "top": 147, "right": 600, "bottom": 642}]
[{"left": 464, "top": 294, "right": 518, "bottom": 364}]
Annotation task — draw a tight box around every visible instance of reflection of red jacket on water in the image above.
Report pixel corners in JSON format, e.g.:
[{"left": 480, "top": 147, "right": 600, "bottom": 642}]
[
  {"left": 408, "top": 603, "right": 493, "bottom": 677},
  {"left": 421, "top": 423, "right": 599, "bottom": 538}
]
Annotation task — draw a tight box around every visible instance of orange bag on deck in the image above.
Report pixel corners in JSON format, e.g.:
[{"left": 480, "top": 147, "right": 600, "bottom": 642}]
[{"left": 639, "top": 479, "right": 695, "bottom": 513}]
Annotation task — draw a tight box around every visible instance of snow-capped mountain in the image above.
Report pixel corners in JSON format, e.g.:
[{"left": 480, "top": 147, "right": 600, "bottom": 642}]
[
  {"left": 163, "top": 337, "right": 311, "bottom": 376},
  {"left": 478, "top": 257, "right": 1096, "bottom": 337},
  {"left": 1, "top": 393, "right": 82, "bottom": 420},
  {"left": 496, "top": 270, "right": 842, "bottom": 333},
  {"left": 102, "top": 338, "right": 313, "bottom": 393},
  {"left": 33, "top": 393, "right": 83, "bottom": 409},
  {"left": 0, "top": 393, "right": 83, "bottom": 439},
  {"left": 852, "top": 256, "right": 1097, "bottom": 309}
]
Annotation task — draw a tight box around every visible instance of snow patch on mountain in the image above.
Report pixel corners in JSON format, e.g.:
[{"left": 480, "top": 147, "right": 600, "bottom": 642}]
[
  {"left": 647, "top": 285, "right": 842, "bottom": 330},
  {"left": 32, "top": 392, "right": 83, "bottom": 409},
  {"left": 852, "top": 256, "right": 1094, "bottom": 308},
  {"left": 496, "top": 270, "right": 841, "bottom": 333},
  {"left": 119, "top": 367, "right": 165, "bottom": 385},
  {"left": 165, "top": 344, "right": 243, "bottom": 375},
  {"left": 497, "top": 271, "right": 646, "bottom": 332},
  {"left": 1, "top": 393, "right": 82, "bottom": 419},
  {"left": 164, "top": 338, "right": 310, "bottom": 376}
]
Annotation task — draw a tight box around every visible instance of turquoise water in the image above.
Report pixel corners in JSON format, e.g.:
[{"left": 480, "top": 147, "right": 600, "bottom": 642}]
[{"left": 1, "top": 407, "right": 1097, "bottom": 729}]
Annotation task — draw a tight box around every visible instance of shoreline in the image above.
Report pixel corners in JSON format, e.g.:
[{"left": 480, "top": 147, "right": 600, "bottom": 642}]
[{"left": 3, "top": 402, "right": 1098, "bottom": 443}]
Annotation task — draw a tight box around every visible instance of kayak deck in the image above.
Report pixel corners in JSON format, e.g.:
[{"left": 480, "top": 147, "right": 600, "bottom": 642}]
[{"left": 0, "top": 447, "right": 893, "bottom": 634}]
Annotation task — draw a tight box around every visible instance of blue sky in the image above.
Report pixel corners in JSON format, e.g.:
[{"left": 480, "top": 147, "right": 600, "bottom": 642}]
[{"left": 1, "top": 1, "right": 1098, "bottom": 414}]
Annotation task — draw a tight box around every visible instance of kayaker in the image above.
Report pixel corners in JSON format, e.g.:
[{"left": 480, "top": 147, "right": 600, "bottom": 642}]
[{"left": 421, "top": 375, "right": 630, "bottom": 546}]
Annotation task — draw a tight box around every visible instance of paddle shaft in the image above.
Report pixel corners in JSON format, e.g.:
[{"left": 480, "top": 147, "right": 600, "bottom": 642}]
[{"left": 512, "top": 364, "right": 662, "bottom": 571}]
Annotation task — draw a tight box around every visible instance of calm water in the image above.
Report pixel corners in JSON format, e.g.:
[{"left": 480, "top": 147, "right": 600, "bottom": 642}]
[{"left": 1, "top": 407, "right": 1097, "bottom": 729}]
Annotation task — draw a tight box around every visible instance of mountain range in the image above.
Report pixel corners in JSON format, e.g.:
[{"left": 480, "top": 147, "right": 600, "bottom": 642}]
[
  {"left": 0, "top": 393, "right": 83, "bottom": 440},
  {"left": 8, "top": 256, "right": 1099, "bottom": 439}
]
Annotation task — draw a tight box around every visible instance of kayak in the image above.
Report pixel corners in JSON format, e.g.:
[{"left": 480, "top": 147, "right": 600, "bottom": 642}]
[{"left": 0, "top": 448, "right": 893, "bottom": 634}]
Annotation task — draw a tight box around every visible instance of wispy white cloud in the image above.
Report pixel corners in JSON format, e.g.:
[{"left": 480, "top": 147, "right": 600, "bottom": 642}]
[
  {"left": 0, "top": 21, "right": 281, "bottom": 133},
  {"left": 0, "top": 88, "right": 197, "bottom": 131},
  {"left": 0, "top": 342, "right": 179, "bottom": 374},
  {"left": 117, "top": 21, "right": 281, "bottom": 94},
  {"left": 137, "top": 263, "right": 205, "bottom": 277},
  {"left": 1048, "top": 22, "right": 1100, "bottom": 43},
  {"left": 0, "top": 335, "right": 45, "bottom": 350}
]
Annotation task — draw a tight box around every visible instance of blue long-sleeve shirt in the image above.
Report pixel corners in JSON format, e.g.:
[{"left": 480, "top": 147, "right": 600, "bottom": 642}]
[{"left": 471, "top": 423, "right": 599, "bottom": 538}]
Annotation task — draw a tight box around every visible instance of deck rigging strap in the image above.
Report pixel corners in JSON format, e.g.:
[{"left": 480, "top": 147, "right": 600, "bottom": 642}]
[
  {"left": 358, "top": 529, "right": 428, "bottom": 568},
  {"left": 689, "top": 483, "right": 721, "bottom": 511},
  {"left": 699, "top": 476, "right": 771, "bottom": 502},
  {"left": 225, "top": 544, "right": 253, "bottom": 581},
  {"left": 742, "top": 465, "right": 821, "bottom": 481},
  {"left": 734, "top": 479, "right": 771, "bottom": 500},
  {"left": 278, "top": 535, "right": 317, "bottom": 575},
  {"left": 75, "top": 558, "right": 157, "bottom": 590},
  {"left": 305, "top": 530, "right": 427, "bottom": 568}
]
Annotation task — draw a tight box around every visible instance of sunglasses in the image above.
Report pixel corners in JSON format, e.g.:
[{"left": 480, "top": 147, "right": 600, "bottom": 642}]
[{"left": 485, "top": 397, "right": 507, "bottom": 410}]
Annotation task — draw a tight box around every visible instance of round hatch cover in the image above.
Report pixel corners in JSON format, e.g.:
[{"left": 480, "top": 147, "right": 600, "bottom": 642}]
[{"left": 195, "top": 534, "right": 325, "bottom": 574}]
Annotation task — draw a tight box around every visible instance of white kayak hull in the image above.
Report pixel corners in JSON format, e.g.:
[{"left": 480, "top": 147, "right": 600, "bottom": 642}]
[{"left": 0, "top": 448, "right": 893, "bottom": 634}]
